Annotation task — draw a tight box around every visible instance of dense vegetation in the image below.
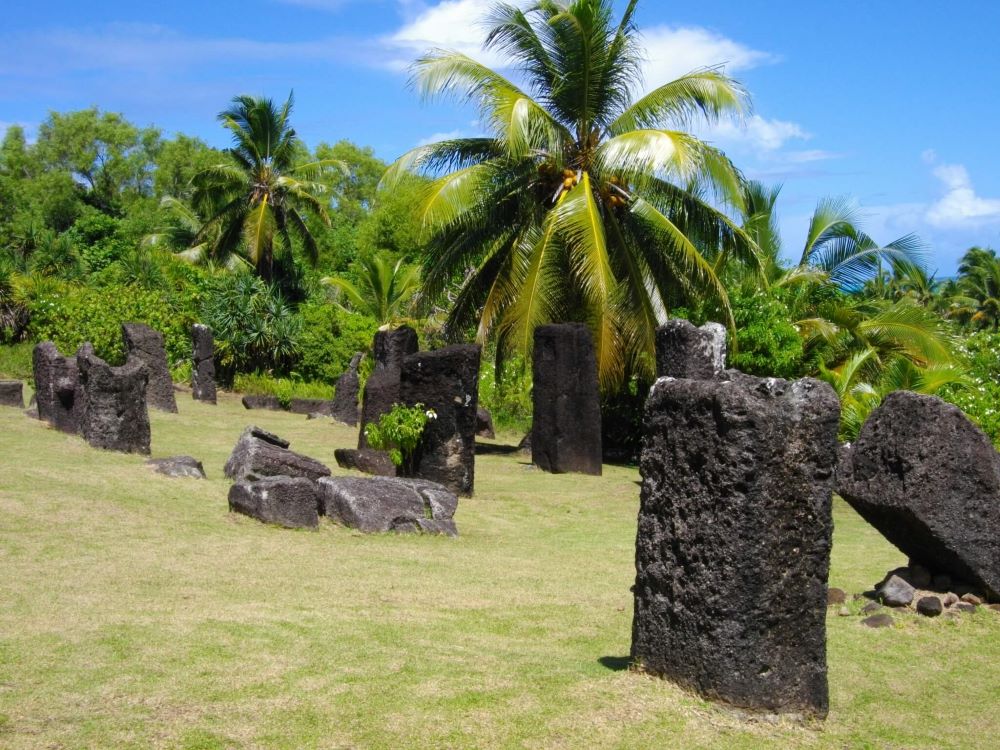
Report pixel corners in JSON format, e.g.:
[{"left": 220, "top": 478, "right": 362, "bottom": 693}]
[{"left": 1, "top": 0, "right": 999, "bottom": 448}]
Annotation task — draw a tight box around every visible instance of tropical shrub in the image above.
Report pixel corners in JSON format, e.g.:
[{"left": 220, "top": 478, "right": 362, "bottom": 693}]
[
  {"left": 295, "top": 303, "right": 378, "bottom": 383},
  {"left": 477, "top": 356, "right": 532, "bottom": 434},
  {"left": 0, "top": 342, "right": 34, "bottom": 380},
  {"left": 728, "top": 291, "right": 804, "bottom": 378},
  {"left": 364, "top": 403, "right": 436, "bottom": 471},
  {"left": 232, "top": 373, "right": 334, "bottom": 407},
  {"left": 941, "top": 330, "right": 1000, "bottom": 448}
]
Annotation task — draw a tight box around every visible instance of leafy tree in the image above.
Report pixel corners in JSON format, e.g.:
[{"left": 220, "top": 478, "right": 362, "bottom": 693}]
[
  {"left": 383, "top": 0, "right": 758, "bottom": 387},
  {"left": 953, "top": 247, "right": 1000, "bottom": 330},
  {"left": 321, "top": 252, "right": 420, "bottom": 325},
  {"left": 192, "top": 93, "right": 342, "bottom": 282},
  {"left": 153, "top": 135, "right": 220, "bottom": 200}
]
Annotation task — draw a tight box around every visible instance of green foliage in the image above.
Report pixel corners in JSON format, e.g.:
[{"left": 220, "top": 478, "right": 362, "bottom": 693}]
[
  {"left": 295, "top": 303, "right": 378, "bottom": 383},
  {"left": 941, "top": 330, "right": 1000, "bottom": 448},
  {"left": 232, "top": 373, "right": 334, "bottom": 408},
  {"left": 478, "top": 356, "right": 532, "bottom": 434},
  {"left": 65, "top": 208, "right": 131, "bottom": 273},
  {"left": 24, "top": 282, "right": 193, "bottom": 366},
  {"left": 200, "top": 274, "right": 301, "bottom": 381},
  {"left": 0, "top": 342, "right": 34, "bottom": 380},
  {"left": 728, "top": 291, "right": 804, "bottom": 378},
  {"left": 321, "top": 252, "right": 420, "bottom": 325},
  {"left": 364, "top": 402, "right": 435, "bottom": 468}
]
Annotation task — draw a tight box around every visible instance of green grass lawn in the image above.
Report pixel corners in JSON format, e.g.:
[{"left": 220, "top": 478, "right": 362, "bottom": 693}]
[{"left": 1, "top": 390, "right": 998, "bottom": 749}]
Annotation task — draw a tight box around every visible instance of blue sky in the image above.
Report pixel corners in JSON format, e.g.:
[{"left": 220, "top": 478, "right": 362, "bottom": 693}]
[{"left": 3, "top": 0, "right": 1000, "bottom": 274}]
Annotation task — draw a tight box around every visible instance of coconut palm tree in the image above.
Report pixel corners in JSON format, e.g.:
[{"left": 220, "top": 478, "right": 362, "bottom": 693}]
[
  {"left": 321, "top": 253, "right": 421, "bottom": 325},
  {"left": 382, "top": 0, "right": 759, "bottom": 387},
  {"left": 192, "top": 93, "right": 342, "bottom": 282},
  {"left": 955, "top": 246, "right": 1000, "bottom": 330}
]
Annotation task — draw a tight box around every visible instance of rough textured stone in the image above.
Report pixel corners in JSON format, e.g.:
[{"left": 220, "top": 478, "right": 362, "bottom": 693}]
[
  {"left": 399, "top": 344, "right": 481, "bottom": 496},
  {"left": 877, "top": 575, "right": 915, "bottom": 607},
  {"left": 916, "top": 596, "right": 943, "bottom": 617},
  {"left": 837, "top": 391, "right": 1000, "bottom": 600},
  {"left": 961, "top": 593, "right": 983, "bottom": 605},
  {"left": 861, "top": 602, "right": 883, "bottom": 615},
  {"left": 358, "top": 327, "right": 419, "bottom": 449},
  {"left": 191, "top": 324, "right": 217, "bottom": 404},
  {"left": 147, "top": 456, "right": 206, "bottom": 479},
  {"left": 77, "top": 345, "right": 151, "bottom": 455},
  {"left": 0, "top": 380, "right": 23, "bottom": 408},
  {"left": 907, "top": 564, "right": 932, "bottom": 589},
  {"left": 32, "top": 341, "right": 86, "bottom": 434},
  {"left": 531, "top": 323, "right": 602, "bottom": 476},
  {"left": 517, "top": 432, "right": 531, "bottom": 454},
  {"left": 289, "top": 398, "right": 333, "bottom": 416},
  {"left": 476, "top": 406, "right": 495, "bottom": 439},
  {"left": 655, "top": 319, "right": 727, "bottom": 379},
  {"left": 827, "top": 588, "right": 847, "bottom": 606},
  {"left": 318, "top": 476, "right": 458, "bottom": 536},
  {"left": 943, "top": 592, "right": 960, "bottom": 607},
  {"left": 861, "top": 614, "right": 894, "bottom": 629},
  {"left": 224, "top": 426, "right": 331, "bottom": 483},
  {"left": 122, "top": 323, "right": 177, "bottom": 413},
  {"left": 331, "top": 352, "right": 363, "bottom": 426},
  {"left": 242, "top": 395, "right": 283, "bottom": 411},
  {"left": 334, "top": 448, "right": 397, "bottom": 477},
  {"left": 631, "top": 372, "right": 840, "bottom": 718},
  {"left": 228, "top": 476, "right": 319, "bottom": 529}
]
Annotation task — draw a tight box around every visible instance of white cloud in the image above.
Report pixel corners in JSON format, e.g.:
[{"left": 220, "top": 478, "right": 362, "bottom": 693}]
[
  {"left": 382, "top": 0, "right": 503, "bottom": 71},
  {"left": 415, "top": 129, "right": 465, "bottom": 146},
  {"left": 926, "top": 161, "right": 1000, "bottom": 227},
  {"left": 707, "top": 115, "right": 809, "bottom": 153},
  {"left": 637, "top": 26, "right": 776, "bottom": 95}
]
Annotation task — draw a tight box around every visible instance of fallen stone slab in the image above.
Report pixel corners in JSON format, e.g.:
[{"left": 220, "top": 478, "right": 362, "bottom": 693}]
[
  {"left": 837, "top": 391, "right": 1000, "bottom": 600},
  {"left": 224, "top": 426, "right": 331, "bottom": 483},
  {"left": 334, "top": 448, "right": 397, "bottom": 477},
  {"left": 122, "top": 323, "right": 178, "bottom": 413},
  {"left": 289, "top": 398, "right": 334, "bottom": 416},
  {"left": 655, "top": 319, "right": 727, "bottom": 379},
  {"left": 631, "top": 372, "right": 840, "bottom": 718},
  {"left": 77, "top": 345, "right": 151, "bottom": 455},
  {"left": 229, "top": 476, "right": 319, "bottom": 529},
  {"left": 0, "top": 380, "right": 23, "bottom": 408},
  {"left": 147, "top": 456, "right": 206, "bottom": 479},
  {"left": 331, "top": 352, "right": 363, "bottom": 426},
  {"left": 861, "top": 614, "right": 894, "bottom": 629},
  {"left": 242, "top": 395, "right": 283, "bottom": 411},
  {"left": 33, "top": 341, "right": 86, "bottom": 434},
  {"left": 191, "top": 324, "right": 217, "bottom": 404},
  {"left": 318, "top": 476, "right": 458, "bottom": 536}
]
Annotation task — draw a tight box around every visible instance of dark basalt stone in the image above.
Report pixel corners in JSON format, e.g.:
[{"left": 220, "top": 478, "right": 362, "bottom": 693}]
[
  {"left": 331, "top": 352, "right": 363, "bottom": 426},
  {"left": 147, "top": 455, "right": 206, "bottom": 479},
  {"left": 631, "top": 372, "right": 840, "bottom": 718},
  {"left": 861, "top": 614, "right": 894, "bottom": 629},
  {"left": 531, "top": 323, "right": 602, "bottom": 476},
  {"left": 877, "top": 575, "right": 915, "bottom": 607},
  {"left": 191, "top": 324, "right": 217, "bottom": 404},
  {"left": 32, "top": 341, "right": 86, "bottom": 434},
  {"left": 224, "top": 425, "right": 331, "bottom": 483},
  {"left": 77, "top": 345, "right": 151, "bottom": 455},
  {"left": 358, "top": 327, "right": 419, "bottom": 449},
  {"left": 837, "top": 391, "right": 1000, "bottom": 600},
  {"left": 916, "top": 596, "right": 944, "bottom": 617},
  {"left": 399, "top": 344, "right": 481, "bottom": 496},
  {"left": 0, "top": 380, "right": 23, "bottom": 408},
  {"left": 289, "top": 398, "right": 334, "bottom": 416},
  {"left": 228, "top": 476, "right": 319, "bottom": 529},
  {"left": 476, "top": 405, "right": 495, "bottom": 439},
  {"left": 122, "top": 323, "right": 177, "bottom": 413},
  {"left": 373, "top": 326, "right": 418, "bottom": 370},
  {"left": 242, "top": 395, "right": 283, "bottom": 411},
  {"left": 318, "top": 476, "right": 458, "bottom": 536},
  {"left": 334, "top": 448, "right": 397, "bottom": 477},
  {"left": 655, "top": 319, "right": 727, "bottom": 379}
]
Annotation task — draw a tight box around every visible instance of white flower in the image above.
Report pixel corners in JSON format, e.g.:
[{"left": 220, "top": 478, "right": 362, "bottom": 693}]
[{"left": 425, "top": 409, "right": 437, "bottom": 420}]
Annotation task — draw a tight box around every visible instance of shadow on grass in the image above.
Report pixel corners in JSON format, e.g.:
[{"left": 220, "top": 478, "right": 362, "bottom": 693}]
[
  {"left": 474, "top": 442, "right": 522, "bottom": 456},
  {"left": 598, "top": 655, "right": 632, "bottom": 672}
]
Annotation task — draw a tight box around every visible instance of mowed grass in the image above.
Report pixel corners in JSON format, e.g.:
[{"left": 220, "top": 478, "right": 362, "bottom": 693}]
[{"left": 1, "top": 390, "right": 998, "bottom": 749}]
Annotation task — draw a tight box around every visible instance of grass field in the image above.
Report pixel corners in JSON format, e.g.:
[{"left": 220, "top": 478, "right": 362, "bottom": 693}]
[{"left": 1, "top": 390, "right": 998, "bottom": 749}]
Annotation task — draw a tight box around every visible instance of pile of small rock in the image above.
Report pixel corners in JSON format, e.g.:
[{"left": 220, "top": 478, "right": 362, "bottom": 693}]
[{"left": 828, "top": 564, "right": 999, "bottom": 628}]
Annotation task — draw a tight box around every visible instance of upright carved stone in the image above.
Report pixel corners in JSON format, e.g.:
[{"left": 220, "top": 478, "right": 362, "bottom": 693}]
[
  {"left": 122, "top": 323, "right": 177, "bottom": 413},
  {"left": 32, "top": 341, "right": 86, "bottom": 434},
  {"left": 358, "top": 327, "right": 418, "bottom": 449},
  {"left": 838, "top": 391, "right": 1000, "bottom": 600},
  {"left": 191, "top": 324, "right": 217, "bottom": 404},
  {"left": 77, "top": 345, "right": 151, "bottom": 454},
  {"left": 0, "top": 380, "right": 24, "bottom": 408},
  {"left": 531, "top": 323, "right": 602, "bottom": 476},
  {"left": 655, "top": 319, "right": 727, "bottom": 379},
  {"left": 399, "top": 344, "right": 481, "bottom": 496},
  {"left": 332, "top": 352, "right": 363, "bottom": 426},
  {"left": 632, "top": 373, "right": 840, "bottom": 718}
]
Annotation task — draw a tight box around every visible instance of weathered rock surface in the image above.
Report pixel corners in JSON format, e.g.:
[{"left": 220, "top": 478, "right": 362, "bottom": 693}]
[
  {"left": 373, "top": 326, "right": 419, "bottom": 370},
  {"left": 358, "top": 327, "right": 419, "bottom": 449},
  {"left": 877, "top": 575, "right": 915, "bottom": 607},
  {"left": 631, "top": 372, "right": 840, "bottom": 718},
  {"left": 224, "top": 426, "right": 331, "bottom": 483},
  {"left": 399, "top": 344, "right": 481, "bottom": 496},
  {"left": 228, "top": 476, "right": 319, "bottom": 529},
  {"left": 916, "top": 596, "right": 943, "bottom": 617},
  {"left": 837, "top": 391, "right": 1000, "bottom": 600},
  {"left": 191, "top": 324, "right": 217, "bottom": 404},
  {"left": 334, "top": 448, "right": 397, "bottom": 477},
  {"left": 827, "top": 588, "right": 847, "bottom": 606},
  {"left": 476, "top": 406, "right": 496, "bottom": 439},
  {"left": 122, "top": 323, "right": 177, "bottom": 413},
  {"left": 77, "top": 345, "right": 151, "bottom": 455},
  {"left": 0, "top": 380, "right": 23, "bottom": 408},
  {"left": 331, "top": 352, "right": 363, "bottom": 425},
  {"left": 242, "top": 395, "right": 282, "bottom": 411},
  {"left": 861, "top": 614, "right": 894, "bottom": 629},
  {"left": 147, "top": 456, "right": 206, "bottom": 479},
  {"left": 318, "top": 476, "right": 458, "bottom": 536},
  {"left": 289, "top": 398, "right": 334, "bottom": 416},
  {"left": 655, "top": 319, "right": 727, "bottom": 379},
  {"left": 531, "top": 323, "right": 602, "bottom": 476},
  {"left": 32, "top": 341, "right": 86, "bottom": 433}
]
